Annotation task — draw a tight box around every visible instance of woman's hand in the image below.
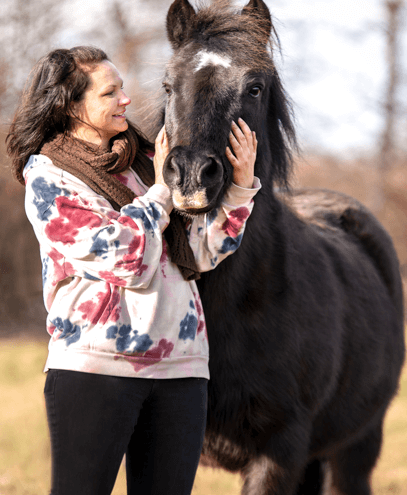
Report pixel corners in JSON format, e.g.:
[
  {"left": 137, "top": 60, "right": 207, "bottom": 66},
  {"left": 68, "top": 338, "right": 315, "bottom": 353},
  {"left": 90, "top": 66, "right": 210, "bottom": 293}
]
[
  {"left": 154, "top": 126, "right": 170, "bottom": 186},
  {"left": 225, "top": 118, "right": 257, "bottom": 189}
]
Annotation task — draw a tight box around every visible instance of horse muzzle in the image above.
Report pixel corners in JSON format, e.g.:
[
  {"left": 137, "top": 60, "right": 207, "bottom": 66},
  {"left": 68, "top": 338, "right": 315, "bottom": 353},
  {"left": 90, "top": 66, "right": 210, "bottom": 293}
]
[{"left": 163, "top": 147, "right": 225, "bottom": 213}]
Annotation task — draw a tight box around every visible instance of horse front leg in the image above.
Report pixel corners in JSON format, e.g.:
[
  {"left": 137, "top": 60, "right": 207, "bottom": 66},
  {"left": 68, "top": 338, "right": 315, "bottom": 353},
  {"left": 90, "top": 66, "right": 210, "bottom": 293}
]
[
  {"left": 241, "top": 454, "right": 305, "bottom": 495},
  {"left": 241, "top": 425, "right": 313, "bottom": 495},
  {"left": 328, "top": 418, "right": 384, "bottom": 495}
]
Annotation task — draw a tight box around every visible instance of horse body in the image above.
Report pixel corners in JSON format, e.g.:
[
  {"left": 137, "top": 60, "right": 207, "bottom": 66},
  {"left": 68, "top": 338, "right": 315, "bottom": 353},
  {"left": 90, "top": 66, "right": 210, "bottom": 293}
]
[
  {"left": 198, "top": 187, "right": 402, "bottom": 490},
  {"left": 161, "top": 1, "right": 405, "bottom": 493}
]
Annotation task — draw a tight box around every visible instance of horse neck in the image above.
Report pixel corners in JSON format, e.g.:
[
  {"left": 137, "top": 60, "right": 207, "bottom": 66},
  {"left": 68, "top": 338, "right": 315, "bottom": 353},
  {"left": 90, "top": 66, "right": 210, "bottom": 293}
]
[{"left": 212, "top": 156, "right": 287, "bottom": 283}]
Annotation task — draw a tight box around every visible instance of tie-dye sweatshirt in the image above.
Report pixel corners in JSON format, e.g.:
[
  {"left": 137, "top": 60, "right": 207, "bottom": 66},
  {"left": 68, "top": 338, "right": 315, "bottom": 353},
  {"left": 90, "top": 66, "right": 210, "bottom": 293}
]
[{"left": 23, "top": 154, "right": 261, "bottom": 379}]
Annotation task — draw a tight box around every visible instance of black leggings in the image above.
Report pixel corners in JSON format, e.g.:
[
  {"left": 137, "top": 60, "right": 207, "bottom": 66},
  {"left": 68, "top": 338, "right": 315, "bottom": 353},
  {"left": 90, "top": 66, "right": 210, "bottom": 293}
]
[{"left": 44, "top": 369, "right": 208, "bottom": 495}]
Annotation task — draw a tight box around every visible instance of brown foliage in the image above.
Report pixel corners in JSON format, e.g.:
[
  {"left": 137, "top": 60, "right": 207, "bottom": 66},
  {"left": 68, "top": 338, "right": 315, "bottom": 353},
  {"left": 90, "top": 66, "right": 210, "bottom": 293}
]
[{"left": 0, "top": 132, "right": 46, "bottom": 335}]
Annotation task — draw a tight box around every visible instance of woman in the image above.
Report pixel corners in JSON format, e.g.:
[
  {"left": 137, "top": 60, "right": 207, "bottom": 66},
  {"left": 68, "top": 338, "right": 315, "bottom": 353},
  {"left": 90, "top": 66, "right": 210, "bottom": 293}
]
[{"left": 6, "top": 46, "right": 260, "bottom": 495}]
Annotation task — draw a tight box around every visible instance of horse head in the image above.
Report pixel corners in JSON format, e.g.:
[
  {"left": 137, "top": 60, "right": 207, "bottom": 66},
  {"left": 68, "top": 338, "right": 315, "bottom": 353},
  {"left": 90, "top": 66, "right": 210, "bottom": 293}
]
[{"left": 163, "top": 0, "right": 295, "bottom": 215}]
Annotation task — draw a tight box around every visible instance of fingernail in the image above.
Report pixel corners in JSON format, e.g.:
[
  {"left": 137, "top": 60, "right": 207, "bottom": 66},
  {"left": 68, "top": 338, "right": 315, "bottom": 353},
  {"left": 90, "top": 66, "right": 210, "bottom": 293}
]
[
  {"left": 231, "top": 120, "right": 237, "bottom": 126},
  {"left": 238, "top": 118, "right": 244, "bottom": 123}
]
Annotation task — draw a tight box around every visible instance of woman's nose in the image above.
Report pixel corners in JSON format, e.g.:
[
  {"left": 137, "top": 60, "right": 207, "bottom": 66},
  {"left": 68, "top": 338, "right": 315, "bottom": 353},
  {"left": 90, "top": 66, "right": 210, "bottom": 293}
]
[{"left": 121, "top": 91, "right": 131, "bottom": 106}]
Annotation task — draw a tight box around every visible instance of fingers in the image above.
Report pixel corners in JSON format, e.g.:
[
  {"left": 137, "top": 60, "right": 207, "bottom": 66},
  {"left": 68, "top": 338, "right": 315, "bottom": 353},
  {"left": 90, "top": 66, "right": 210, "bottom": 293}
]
[
  {"left": 229, "top": 120, "right": 245, "bottom": 154},
  {"left": 234, "top": 118, "right": 253, "bottom": 143},
  {"left": 155, "top": 125, "right": 164, "bottom": 144},
  {"left": 228, "top": 128, "right": 241, "bottom": 154},
  {"left": 229, "top": 119, "right": 256, "bottom": 153},
  {"left": 154, "top": 125, "right": 169, "bottom": 186},
  {"left": 155, "top": 126, "right": 170, "bottom": 156},
  {"left": 226, "top": 118, "right": 257, "bottom": 189},
  {"left": 225, "top": 146, "right": 238, "bottom": 165},
  {"left": 155, "top": 125, "right": 168, "bottom": 147},
  {"left": 252, "top": 130, "right": 258, "bottom": 152}
]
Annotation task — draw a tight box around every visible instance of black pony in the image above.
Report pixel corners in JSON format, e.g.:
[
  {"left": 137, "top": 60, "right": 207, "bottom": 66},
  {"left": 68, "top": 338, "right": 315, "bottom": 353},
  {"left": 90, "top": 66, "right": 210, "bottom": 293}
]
[{"left": 158, "top": 1, "right": 405, "bottom": 493}]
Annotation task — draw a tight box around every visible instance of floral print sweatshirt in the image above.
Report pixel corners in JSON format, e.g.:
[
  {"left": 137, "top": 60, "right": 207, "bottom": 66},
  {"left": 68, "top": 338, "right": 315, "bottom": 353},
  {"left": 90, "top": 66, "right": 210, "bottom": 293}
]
[{"left": 24, "top": 154, "right": 261, "bottom": 379}]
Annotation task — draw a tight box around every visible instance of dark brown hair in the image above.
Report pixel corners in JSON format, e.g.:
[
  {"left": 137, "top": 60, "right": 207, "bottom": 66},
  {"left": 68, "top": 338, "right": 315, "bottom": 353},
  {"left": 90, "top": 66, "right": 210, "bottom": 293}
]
[{"left": 6, "top": 46, "right": 152, "bottom": 184}]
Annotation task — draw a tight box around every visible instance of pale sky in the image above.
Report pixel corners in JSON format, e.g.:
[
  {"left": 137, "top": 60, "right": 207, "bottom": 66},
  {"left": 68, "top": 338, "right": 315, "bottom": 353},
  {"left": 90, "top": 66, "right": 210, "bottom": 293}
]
[{"left": 269, "top": 0, "right": 396, "bottom": 154}]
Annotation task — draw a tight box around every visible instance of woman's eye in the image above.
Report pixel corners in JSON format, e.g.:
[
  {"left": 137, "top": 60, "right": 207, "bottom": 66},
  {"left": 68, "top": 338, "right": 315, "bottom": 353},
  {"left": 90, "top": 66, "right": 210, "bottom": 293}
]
[
  {"left": 249, "top": 86, "right": 261, "bottom": 98},
  {"left": 104, "top": 87, "right": 123, "bottom": 97}
]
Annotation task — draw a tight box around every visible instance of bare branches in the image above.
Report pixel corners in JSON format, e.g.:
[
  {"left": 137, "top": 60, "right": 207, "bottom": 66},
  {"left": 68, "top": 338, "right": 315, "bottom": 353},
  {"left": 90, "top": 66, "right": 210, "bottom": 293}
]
[
  {"left": 379, "top": 0, "right": 404, "bottom": 172},
  {"left": 0, "top": 0, "right": 62, "bottom": 117}
]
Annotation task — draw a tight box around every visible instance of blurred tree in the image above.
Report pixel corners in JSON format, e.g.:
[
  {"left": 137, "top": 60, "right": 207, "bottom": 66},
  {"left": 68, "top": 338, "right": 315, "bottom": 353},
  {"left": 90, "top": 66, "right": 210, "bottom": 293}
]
[
  {"left": 108, "top": 1, "right": 166, "bottom": 106},
  {"left": 371, "top": 0, "right": 405, "bottom": 212},
  {"left": 0, "top": 0, "right": 63, "bottom": 116},
  {"left": 380, "top": 0, "right": 404, "bottom": 171},
  {"left": 0, "top": 0, "right": 63, "bottom": 334}
]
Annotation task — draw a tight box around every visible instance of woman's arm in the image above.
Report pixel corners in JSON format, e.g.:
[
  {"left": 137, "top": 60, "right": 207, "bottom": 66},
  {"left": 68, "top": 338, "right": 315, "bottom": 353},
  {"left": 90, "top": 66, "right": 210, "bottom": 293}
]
[
  {"left": 187, "top": 178, "right": 261, "bottom": 272},
  {"left": 24, "top": 158, "right": 173, "bottom": 289}
]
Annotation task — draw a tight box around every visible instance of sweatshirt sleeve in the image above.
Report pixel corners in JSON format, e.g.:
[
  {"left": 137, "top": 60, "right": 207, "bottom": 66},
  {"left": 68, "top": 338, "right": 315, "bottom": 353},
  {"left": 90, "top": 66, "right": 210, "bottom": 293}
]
[
  {"left": 187, "top": 177, "right": 261, "bottom": 272},
  {"left": 24, "top": 158, "right": 173, "bottom": 290}
]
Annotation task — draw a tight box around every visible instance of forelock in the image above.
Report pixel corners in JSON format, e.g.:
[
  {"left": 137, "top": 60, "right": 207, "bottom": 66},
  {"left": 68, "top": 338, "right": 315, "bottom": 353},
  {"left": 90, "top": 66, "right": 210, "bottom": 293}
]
[{"left": 186, "top": 0, "right": 275, "bottom": 69}]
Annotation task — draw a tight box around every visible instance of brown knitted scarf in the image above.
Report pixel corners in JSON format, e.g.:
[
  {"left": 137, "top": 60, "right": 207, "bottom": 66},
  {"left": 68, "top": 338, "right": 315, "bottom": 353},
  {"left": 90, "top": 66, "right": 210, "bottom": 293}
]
[{"left": 40, "top": 129, "right": 200, "bottom": 281}]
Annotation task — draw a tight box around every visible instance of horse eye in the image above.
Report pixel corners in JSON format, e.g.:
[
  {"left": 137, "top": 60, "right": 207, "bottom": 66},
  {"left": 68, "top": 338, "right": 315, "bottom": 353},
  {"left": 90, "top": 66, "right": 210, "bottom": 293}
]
[
  {"left": 163, "top": 84, "right": 172, "bottom": 96},
  {"left": 249, "top": 86, "right": 261, "bottom": 98}
]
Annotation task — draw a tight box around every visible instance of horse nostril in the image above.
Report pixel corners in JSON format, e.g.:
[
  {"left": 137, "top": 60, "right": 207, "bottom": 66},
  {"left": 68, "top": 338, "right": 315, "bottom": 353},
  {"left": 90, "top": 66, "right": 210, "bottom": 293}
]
[
  {"left": 166, "top": 158, "right": 176, "bottom": 173},
  {"left": 201, "top": 158, "right": 221, "bottom": 182},
  {"left": 206, "top": 159, "right": 218, "bottom": 177},
  {"left": 164, "top": 156, "right": 181, "bottom": 184}
]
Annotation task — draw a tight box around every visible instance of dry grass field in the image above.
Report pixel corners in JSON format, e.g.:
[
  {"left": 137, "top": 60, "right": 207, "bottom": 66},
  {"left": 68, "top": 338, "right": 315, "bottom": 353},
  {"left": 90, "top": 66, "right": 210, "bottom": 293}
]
[{"left": 0, "top": 337, "right": 405, "bottom": 495}]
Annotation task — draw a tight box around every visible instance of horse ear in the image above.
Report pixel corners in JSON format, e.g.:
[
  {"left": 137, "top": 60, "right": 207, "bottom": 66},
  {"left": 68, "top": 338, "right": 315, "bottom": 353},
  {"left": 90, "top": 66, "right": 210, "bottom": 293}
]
[
  {"left": 166, "top": 0, "right": 196, "bottom": 49},
  {"left": 242, "top": 0, "right": 272, "bottom": 37}
]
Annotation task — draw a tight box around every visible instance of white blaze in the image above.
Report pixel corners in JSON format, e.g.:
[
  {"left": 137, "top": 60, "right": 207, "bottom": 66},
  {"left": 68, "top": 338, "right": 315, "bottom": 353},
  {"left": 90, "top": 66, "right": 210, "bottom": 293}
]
[{"left": 194, "top": 51, "right": 232, "bottom": 73}]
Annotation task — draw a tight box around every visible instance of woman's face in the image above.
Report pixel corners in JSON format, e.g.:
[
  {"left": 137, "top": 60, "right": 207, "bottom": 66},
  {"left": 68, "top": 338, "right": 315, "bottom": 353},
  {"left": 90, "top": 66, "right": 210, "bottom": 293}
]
[{"left": 71, "top": 60, "right": 131, "bottom": 148}]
